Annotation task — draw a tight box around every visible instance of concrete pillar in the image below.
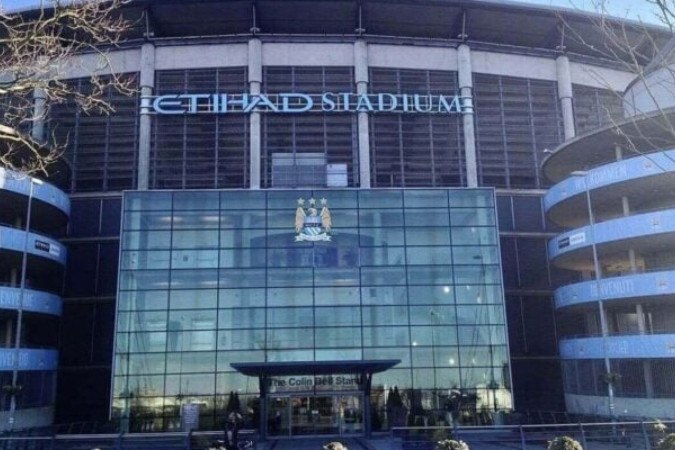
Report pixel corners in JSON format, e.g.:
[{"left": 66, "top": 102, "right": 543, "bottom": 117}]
[
  {"left": 249, "top": 38, "right": 262, "bottom": 189},
  {"left": 31, "top": 88, "right": 47, "bottom": 144},
  {"left": 556, "top": 54, "right": 575, "bottom": 141},
  {"left": 4, "top": 320, "right": 12, "bottom": 347},
  {"left": 354, "top": 40, "right": 371, "bottom": 188},
  {"left": 643, "top": 360, "right": 654, "bottom": 398},
  {"left": 628, "top": 249, "right": 637, "bottom": 273},
  {"left": 622, "top": 197, "right": 630, "bottom": 216},
  {"left": 636, "top": 303, "right": 646, "bottom": 334},
  {"left": 458, "top": 44, "right": 478, "bottom": 187},
  {"left": 137, "top": 43, "right": 156, "bottom": 190},
  {"left": 621, "top": 196, "right": 638, "bottom": 272}
]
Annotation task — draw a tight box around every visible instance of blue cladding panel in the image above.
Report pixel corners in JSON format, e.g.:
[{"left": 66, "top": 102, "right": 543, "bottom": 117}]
[
  {"left": 555, "top": 270, "right": 675, "bottom": 309},
  {"left": 0, "top": 168, "right": 70, "bottom": 215},
  {"left": 544, "top": 149, "right": 675, "bottom": 212},
  {"left": 0, "top": 226, "right": 67, "bottom": 265},
  {"left": 0, "top": 349, "right": 58, "bottom": 371},
  {"left": 560, "top": 334, "right": 675, "bottom": 359},
  {"left": 0, "top": 287, "right": 61, "bottom": 316}
]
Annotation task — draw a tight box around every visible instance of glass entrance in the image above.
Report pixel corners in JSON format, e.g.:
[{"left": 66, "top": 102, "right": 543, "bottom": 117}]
[{"left": 267, "top": 394, "right": 363, "bottom": 437}]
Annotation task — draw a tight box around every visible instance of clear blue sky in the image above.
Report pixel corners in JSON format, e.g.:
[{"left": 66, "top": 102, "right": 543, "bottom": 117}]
[{"left": 0, "top": 0, "right": 666, "bottom": 25}]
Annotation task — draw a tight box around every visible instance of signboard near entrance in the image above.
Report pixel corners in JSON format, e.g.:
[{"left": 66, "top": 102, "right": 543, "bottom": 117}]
[
  {"left": 267, "top": 375, "right": 363, "bottom": 394},
  {"left": 180, "top": 403, "right": 200, "bottom": 432}
]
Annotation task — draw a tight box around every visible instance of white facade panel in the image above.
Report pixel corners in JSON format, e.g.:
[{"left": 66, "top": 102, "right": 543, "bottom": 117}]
[
  {"left": 569, "top": 62, "right": 635, "bottom": 91},
  {"left": 58, "top": 48, "right": 141, "bottom": 79},
  {"left": 155, "top": 44, "right": 248, "bottom": 70},
  {"left": 368, "top": 44, "right": 457, "bottom": 71},
  {"left": 471, "top": 51, "right": 556, "bottom": 80},
  {"left": 262, "top": 43, "right": 353, "bottom": 66}
]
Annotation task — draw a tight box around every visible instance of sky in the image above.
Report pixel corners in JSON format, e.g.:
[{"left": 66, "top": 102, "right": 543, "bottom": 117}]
[{"left": 0, "top": 0, "right": 667, "bottom": 25}]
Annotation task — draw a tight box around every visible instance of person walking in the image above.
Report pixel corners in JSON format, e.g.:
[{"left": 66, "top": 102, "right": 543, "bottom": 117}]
[{"left": 225, "top": 411, "right": 243, "bottom": 450}]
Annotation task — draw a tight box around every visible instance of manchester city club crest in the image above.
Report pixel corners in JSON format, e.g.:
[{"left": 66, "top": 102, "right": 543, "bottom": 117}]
[{"left": 295, "top": 197, "right": 332, "bottom": 242}]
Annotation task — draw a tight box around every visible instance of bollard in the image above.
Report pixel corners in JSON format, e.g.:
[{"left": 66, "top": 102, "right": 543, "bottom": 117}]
[{"left": 519, "top": 426, "right": 527, "bottom": 450}]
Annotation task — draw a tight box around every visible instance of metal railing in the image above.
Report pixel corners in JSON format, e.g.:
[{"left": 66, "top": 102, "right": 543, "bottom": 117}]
[
  {"left": 0, "top": 422, "right": 673, "bottom": 450},
  {"left": 392, "top": 420, "right": 675, "bottom": 450},
  {"left": 0, "top": 429, "right": 258, "bottom": 450}
]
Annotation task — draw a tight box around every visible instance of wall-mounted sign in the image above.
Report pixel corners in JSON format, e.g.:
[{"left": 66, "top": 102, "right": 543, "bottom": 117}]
[
  {"left": 180, "top": 403, "right": 200, "bottom": 432},
  {"left": 557, "top": 232, "right": 585, "bottom": 250},
  {"left": 35, "top": 240, "right": 61, "bottom": 257},
  {"left": 143, "top": 93, "right": 471, "bottom": 115},
  {"left": 267, "top": 375, "right": 363, "bottom": 393}
]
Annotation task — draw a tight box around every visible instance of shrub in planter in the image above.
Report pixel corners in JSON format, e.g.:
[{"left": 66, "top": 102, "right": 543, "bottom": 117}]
[
  {"left": 654, "top": 420, "right": 668, "bottom": 434},
  {"left": 436, "top": 439, "right": 469, "bottom": 450},
  {"left": 324, "top": 442, "right": 348, "bottom": 450},
  {"left": 547, "top": 436, "right": 583, "bottom": 450},
  {"left": 658, "top": 433, "right": 675, "bottom": 450}
]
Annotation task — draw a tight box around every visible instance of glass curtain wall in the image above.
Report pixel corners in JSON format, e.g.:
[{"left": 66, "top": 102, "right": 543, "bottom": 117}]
[{"left": 113, "top": 189, "right": 511, "bottom": 431}]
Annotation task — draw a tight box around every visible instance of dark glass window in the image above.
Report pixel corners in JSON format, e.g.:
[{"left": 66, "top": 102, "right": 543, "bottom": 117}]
[
  {"left": 101, "top": 198, "right": 122, "bottom": 236},
  {"left": 69, "top": 199, "right": 101, "bottom": 238},
  {"left": 98, "top": 242, "right": 120, "bottom": 295},
  {"left": 152, "top": 68, "right": 249, "bottom": 189},
  {"left": 499, "top": 237, "right": 519, "bottom": 288},
  {"left": 512, "top": 196, "right": 543, "bottom": 232},
  {"left": 516, "top": 238, "right": 550, "bottom": 289},
  {"left": 520, "top": 296, "right": 557, "bottom": 356},
  {"left": 369, "top": 68, "right": 464, "bottom": 187},
  {"left": 64, "top": 243, "right": 98, "bottom": 297},
  {"left": 573, "top": 84, "right": 623, "bottom": 134},
  {"left": 262, "top": 67, "right": 356, "bottom": 188},
  {"left": 612, "top": 359, "right": 646, "bottom": 397},
  {"left": 496, "top": 195, "right": 514, "bottom": 231},
  {"left": 504, "top": 295, "right": 525, "bottom": 356},
  {"left": 652, "top": 359, "right": 675, "bottom": 397},
  {"left": 473, "top": 74, "right": 563, "bottom": 189},
  {"left": 50, "top": 75, "right": 139, "bottom": 193}
]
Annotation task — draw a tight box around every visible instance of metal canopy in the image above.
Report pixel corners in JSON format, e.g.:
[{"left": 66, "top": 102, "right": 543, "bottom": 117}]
[
  {"left": 98, "top": 0, "right": 669, "bottom": 64},
  {"left": 231, "top": 359, "right": 400, "bottom": 377}
]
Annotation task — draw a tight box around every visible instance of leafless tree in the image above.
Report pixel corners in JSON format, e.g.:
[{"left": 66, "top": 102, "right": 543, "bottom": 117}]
[
  {"left": 559, "top": 0, "right": 675, "bottom": 157},
  {"left": 0, "top": 0, "right": 135, "bottom": 176}
]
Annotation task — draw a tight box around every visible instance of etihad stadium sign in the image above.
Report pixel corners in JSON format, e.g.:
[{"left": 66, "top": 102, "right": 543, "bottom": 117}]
[{"left": 142, "top": 92, "right": 472, "bottom": 115}]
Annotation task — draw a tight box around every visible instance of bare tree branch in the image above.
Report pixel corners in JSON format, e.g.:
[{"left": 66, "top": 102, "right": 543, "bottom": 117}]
[
  {"left": 0, "top": 0, "right": 135, "bottom": 176},
  {"left": 558, "top": 0, "right": 675, "bottom": 166}
]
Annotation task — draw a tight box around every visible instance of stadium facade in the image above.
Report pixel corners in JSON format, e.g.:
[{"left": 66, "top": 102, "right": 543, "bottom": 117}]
[
  {"left": 543, "top": 43, "right": 675, "bottom": 420},
  {"left": 2, "top": 0, "right": 674, "bottom": 435}
]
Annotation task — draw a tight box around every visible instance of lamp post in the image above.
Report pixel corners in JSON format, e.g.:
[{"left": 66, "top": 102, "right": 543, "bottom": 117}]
[
  {"left": 8, "top": 177, "right": 44, "bottom": 429},
  {"left": 570, "top": 171, "right": 615, "bottom": 419}
]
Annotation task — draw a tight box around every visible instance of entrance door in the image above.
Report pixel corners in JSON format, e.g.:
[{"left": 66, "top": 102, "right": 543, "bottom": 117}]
[
  {"left": 268, "top": 394, "right": 363, "bottom": 437},
  {"left": 268, "top": 397, "right": 291, "bottom": 437},
  {"left": 290, "top": 396, "right": 340, "bottom": 436},
  {"left": 336, "top": 394, "right": 363, "bottom": 436}
]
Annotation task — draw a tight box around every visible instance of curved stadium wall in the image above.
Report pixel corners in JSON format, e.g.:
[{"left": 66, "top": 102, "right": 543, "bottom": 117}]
[{"left": 543, "top": 42, "right": 675, "bottom": 419}]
